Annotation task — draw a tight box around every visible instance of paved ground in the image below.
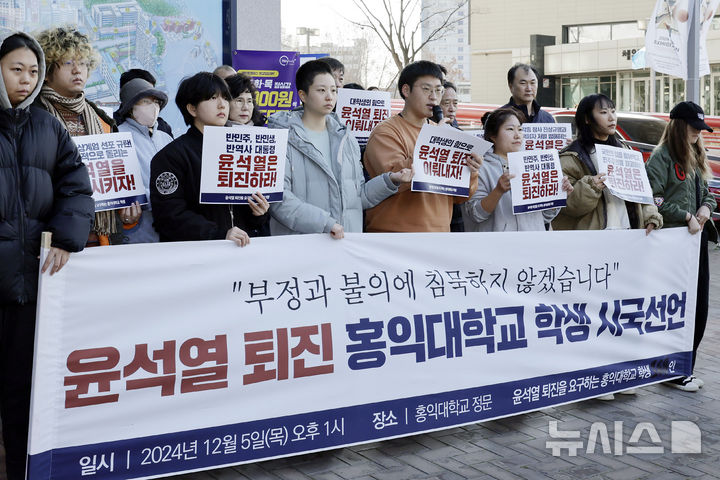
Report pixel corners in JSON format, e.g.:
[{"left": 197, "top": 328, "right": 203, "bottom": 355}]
[
  {"left": 5, "top": 244, "right": 720, "bottom": 480},
  {"left": 172, "top": 243, "right": 720, "bottom": 480}
]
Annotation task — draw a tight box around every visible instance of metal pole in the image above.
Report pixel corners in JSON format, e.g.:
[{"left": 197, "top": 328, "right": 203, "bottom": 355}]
[
  {"left": 650, "top": 68, "right": 656, "bottom": 112},
  {"left": 686, "top": 0, "right": 700, "bottom": 103}
]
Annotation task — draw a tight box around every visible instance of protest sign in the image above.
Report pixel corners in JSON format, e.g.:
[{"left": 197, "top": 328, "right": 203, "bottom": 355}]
[
  {"left": 233, "top": 50, "right": 300, "bottom": 120},
  {"left": 595, "top": 145, "right": 654, "bottom": 205},
  {"left": 72, "top": 132, "right": 147, "bottom": 212},
  {"left": 29, "top": 228, "right": 698, "bottom": 479},
  {"left": 464, "top": 129, "right": 484, "bottom": 139},
  {"left": 199, "top": 126, "right": 288, "bottom": 204},
  {"left": 411, "top": 124, "right": 492, "bottom": 197},
  {"left": 508, "top": 149, "right": 566, "bottom": 214},
  {"left": 522, "top": 123, "right": 571, "bottom": 151},
  {"left": 336, "top": 88, "right": 391, "bottom": 146}
]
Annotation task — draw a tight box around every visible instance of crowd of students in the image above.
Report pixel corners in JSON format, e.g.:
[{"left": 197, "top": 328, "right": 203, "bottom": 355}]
[{"left": 0, "top": 25, "right": 716, "bottom": 479}]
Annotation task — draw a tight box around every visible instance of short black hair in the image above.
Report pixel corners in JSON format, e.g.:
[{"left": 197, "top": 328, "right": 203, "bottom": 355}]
[
  {"left": 295, "top": 60, "right": 334, "bottom": 95},
  {"left": 317, "top": 56, "right": 344, "bottom": 73},
  {"left": 175, "top": 72, "right": 231, "bottom": 125},
  {"left": 343, "top": 82, "right": 364, "bottom": 90},
  {"left": 0, "top": 33, "right": 40, "bottom": 62},
  {"left": 397, "top": 61, "right": 443, "bottom": 99},
  {"left": 225, "top": 73, "right": 266, "bottom": 125},
  {"left": 483, "top": 107, "right": 526, "bottom": 142},
  {"left": 443, "top": 81, "right": 457, "bottom": 92},
  {"left": 507, "top": 63, "right": 539, "bottom": 85},
  {"left": 120, "top": 68, "right": 156, "bottom": 88},
  {"left": 575, "top": 94, "right": 621, "bottom": 149},
  {"left": 437, "top": 64, "right": 448, "bottom": 76}
]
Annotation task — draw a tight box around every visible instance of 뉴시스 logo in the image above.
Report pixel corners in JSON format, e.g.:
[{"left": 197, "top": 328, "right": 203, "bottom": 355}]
[
  {"left": 279, "top": 55, "right": 297, "bottom": 67},
  {"left": 546, "top": 420, "right": 701, "bottom": 456}
]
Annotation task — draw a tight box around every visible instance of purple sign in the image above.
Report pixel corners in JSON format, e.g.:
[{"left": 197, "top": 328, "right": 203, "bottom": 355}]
[{"left": 232, "top": 50, "right": 300, "bottom": 121}]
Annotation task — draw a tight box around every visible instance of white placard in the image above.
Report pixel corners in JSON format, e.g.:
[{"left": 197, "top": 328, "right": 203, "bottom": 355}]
[
  {"left": 596, "top": 144, "right": 654, "bottom": 205},
  {"left": 508, "top": 149, "right": 567, "bottom": 214},
  {"left": 336, "top": 88, "right": 391, "bottom": 145},
  {"left": 199, "top": 125, "right": 288, "bottom": 204},
  {"left": 72, "top": 132, "right": 147, "bottom": 212},
  {"left": 521, "top": 123, "right": 571, "bottom": 151},
  {"left": 411, "top": 124, "right": 492, "bottom": 197}
]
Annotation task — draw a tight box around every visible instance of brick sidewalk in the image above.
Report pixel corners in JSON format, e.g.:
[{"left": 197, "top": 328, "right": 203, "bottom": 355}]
[
  {"left": 174, "top": 244, "right": 720, "bottom": 480},
  {"left": 5, "top": 245, "right": 719, "bottom": 480}
]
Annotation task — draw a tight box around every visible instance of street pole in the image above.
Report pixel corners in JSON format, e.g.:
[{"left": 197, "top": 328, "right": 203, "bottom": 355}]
[{"left": 686, "top": 0, "right": 700, "bottom": 103}]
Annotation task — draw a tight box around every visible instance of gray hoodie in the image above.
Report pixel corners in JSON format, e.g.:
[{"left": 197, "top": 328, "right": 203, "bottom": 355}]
[
  {"left": 0, "top": 31, "right": 46, "bottom": 110},
  {"left": 462, "top": 149, "right": 559, "bottom": 232}
]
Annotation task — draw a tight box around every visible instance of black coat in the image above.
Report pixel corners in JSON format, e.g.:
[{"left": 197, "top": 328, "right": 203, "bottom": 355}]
[
  {"left": 150, "top": 126, "right": 269, "bottom": 241},
  {"left": 0, "top": 106, "right": 94, "bottom": 305}
]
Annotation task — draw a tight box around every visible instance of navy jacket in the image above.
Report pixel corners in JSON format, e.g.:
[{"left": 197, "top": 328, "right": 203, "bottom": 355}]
[{"left": 503, "top": 97, "right": 555, "bottom": 123}]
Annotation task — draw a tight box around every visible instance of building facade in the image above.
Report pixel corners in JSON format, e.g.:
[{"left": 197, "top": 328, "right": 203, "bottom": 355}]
[{"left": 470, "top": 0, "right": 720, "bottom": 115}]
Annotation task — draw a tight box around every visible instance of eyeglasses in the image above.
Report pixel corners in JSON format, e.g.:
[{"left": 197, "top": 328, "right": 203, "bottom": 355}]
[
  {"left": 418, "top": 85, "right": 444, "bottom": 97},
  {"left": 233, "top": 98, "right": 253, "bottom": 106},
  {"left": 58, "top": 59, "right": 89, "bottom": 70}
]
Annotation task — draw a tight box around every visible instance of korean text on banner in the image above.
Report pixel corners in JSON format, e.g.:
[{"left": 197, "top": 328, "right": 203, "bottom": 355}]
[
  {"left": 596, "top": 144, "right": 654, "bottom": 205},
  {"left": 411, "top": 124, "right": 492, "bottom": 197},
  {"left": 28, "top": 229, "right": 698, "bottom": 480},
  {"left": 522, "top": 123, "right": 571, "bottom": 151},
  {"left": 336, "top": 88, "right": 391, "bottom": 146},
  {"left": 508, "top": 149, "right": 566, "bottom": 214},
  {"left": 199, "top": 126, "right": 288, "bottom": 204},
  {"left": 232, "top": 50, "right": 300, "bottom": 120},
  {"left": 72, "top": 132, "right": 147, "bottom": 212}
]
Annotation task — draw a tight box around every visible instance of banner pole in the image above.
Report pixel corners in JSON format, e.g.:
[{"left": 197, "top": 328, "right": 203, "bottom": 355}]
[{"left": 686, "top": 0, "right": 700, "bottom": 103}]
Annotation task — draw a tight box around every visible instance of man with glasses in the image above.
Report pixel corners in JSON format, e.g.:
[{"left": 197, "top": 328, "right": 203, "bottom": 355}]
[
  {"left": 364, "top": 61, "right": 481, "bottom": 232},
  {"left": 35, "top": 26, "right": 140, "bottom": 246}
]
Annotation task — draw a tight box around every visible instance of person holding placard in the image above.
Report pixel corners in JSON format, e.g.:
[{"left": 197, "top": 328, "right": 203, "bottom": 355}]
[
  {"left": 0, "top": 31, "right": 94, "bottom": 480},
  {"left": 646, "top": 101, "right": 717, "bottom": 392},
  {"left": 115, "top": 78, "right": 173, "bottom": 243},
  {"left": 150, "top": 72, "right": 269, "bottom": 245},
  {"left": 552, "top": 94, "right": 662, "bottom": 234},
  {"left": 268, "top": 60, "right": 412, "bottom": 238},
  {"left": 34, "top": 26, "right": 141, "bottom": 246},
  {"left": 225, "top": 73, "right": 267, "bottom": 126},
  {"left": 462, "top": 108, "right": 572, "bottom": 232},
  {"left": 364, "top": 61, "right": 481, "bottom": 232}
]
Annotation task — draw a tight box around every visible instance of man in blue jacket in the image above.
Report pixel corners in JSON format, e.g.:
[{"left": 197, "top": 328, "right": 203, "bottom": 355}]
[{"left": 503, "top": 63, "right": 555, "bottom": 124}]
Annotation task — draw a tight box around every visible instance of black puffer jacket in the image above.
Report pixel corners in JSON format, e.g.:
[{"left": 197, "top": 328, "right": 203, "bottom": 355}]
[{"left": 0, "top": 32, "right": 94, "bottom": 305}]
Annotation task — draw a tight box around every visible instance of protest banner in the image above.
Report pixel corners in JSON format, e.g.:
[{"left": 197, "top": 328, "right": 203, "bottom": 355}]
[
  {"left": 336, "top": 88, "right": 391, "bottom": 146},
  {"left": 508, "top": 149, "right": 566, "bottom": 214},
  {"left": 522, "top": 123, "right": 571, "bottom": 151},
  {"left": 72, "top": 132, "right": 147, "bottom": 212},
  {"left": 411, "top": 124, "right": 492, "bottom": 197},
  {"left": 645, "top": 0, "right": 720, "bottom": 78},
  {"left": 595, "top": 144, "right": 654, "bottom": 205},
  {"left": 199, "top": 126, "right": 288, "bottom": 204},
  {"left": 232, "top": 50, "right": 300, "bottom": 120},
  {"left": 28, "top": 228, "right": 698, "bottom": 479}
]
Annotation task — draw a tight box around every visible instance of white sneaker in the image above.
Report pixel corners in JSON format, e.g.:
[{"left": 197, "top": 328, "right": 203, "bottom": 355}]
[
  {"left": 689, "top": 375, "right": 704, "bottom": 388},
  {"left": 597, "top": 393, "right": 615, "bottom": 401},
  {"left": 618, "top": 388, "right": 637, "bottom": 395},
  {"left": 665, "top": 376, "right": 699, "bottom": 392}
]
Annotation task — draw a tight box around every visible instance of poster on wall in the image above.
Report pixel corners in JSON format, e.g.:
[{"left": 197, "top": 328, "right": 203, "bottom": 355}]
[{"left": 0, "top": 0, "right": 225, "bottom": 133}]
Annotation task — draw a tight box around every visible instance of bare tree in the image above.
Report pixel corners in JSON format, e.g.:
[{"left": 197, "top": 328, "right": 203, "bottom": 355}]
[{"left": 347, "top": 0, "right": 468, "bottom": 73}]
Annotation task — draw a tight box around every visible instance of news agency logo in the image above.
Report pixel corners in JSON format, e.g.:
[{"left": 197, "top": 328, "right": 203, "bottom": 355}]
[
  {"left": 278, "top": 55, "right": 297, "bottom": 67},
  {"left": 546, "top": 420, "right": 701, "bottom": 456}
]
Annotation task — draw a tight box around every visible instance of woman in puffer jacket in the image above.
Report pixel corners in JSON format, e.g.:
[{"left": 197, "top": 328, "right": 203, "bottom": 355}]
[{"left": 0, "top": 32, "right": 93, "bottom": 479}]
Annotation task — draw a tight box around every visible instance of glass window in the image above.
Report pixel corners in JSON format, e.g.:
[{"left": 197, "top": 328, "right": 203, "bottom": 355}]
[
  {"left": 611, "top": 22, "right": 642, "bottom": 40},
  {"left": 673, "top": 78, "right": 685, "bottom": 106},
  {"left": 633, "top": 80, "right": 646, "bottom": 112}
]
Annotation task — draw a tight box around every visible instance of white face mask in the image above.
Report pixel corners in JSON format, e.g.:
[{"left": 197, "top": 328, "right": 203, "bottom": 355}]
[{"left": 132, "top": 102, "right": 160, "bottom": 127}]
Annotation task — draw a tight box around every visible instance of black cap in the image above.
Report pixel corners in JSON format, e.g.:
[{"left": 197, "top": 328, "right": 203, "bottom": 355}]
[{"left": 669, "top": 101, "right": 713, "bottom": 132}]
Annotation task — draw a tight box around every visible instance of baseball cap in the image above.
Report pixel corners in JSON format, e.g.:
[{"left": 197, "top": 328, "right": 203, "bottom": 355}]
[{"left": 669, "top": 101, "right": 713, "bottom": 132}]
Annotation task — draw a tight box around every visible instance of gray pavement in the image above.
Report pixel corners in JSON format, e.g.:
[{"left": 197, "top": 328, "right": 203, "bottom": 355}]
[
  {"left": 5, "top": 244, "right": 720, "bottom": 480},
  {"left": 174, "top": 242, "right": 720, "bottom": 480}
]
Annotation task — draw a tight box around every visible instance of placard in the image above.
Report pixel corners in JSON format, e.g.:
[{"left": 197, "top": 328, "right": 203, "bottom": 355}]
[
  {"left": 596, "top": 144, "right": 654, "bottom": 205},
  {"left": 336, "top": 88, "right": 391, "bottom": 146},
  {"left": 522, "top": 123, "right": 571, "bottom": 151},
  {"left": 508, "top": 149, "right": 567, "bottom": 214},
  {"left": 72, "top": 132, "right": 147, "bottom": 212},
  {"left": 199, "top": 125, "right": 288, "bottom": 204},
  {"left": 411, "top": 124, "right": 492, "bottom": 197}
]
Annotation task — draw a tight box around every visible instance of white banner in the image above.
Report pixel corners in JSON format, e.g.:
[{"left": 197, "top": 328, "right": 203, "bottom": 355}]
[
  {"left": 72, "top": 132, "right": 147, "bottom": 212},
  {"left": 28, "top": 229, "right": 698, "bottom": 479},
  {"left": 336, "top": 88, "right": 391, "bottom": 146},
  {"left": 508, "top": 149, "right": 567, "bottom": 214},
  {"left": 522, "top": 123, "right": 571, "bottom": 151},
  {"left": 411, "top": 124, "right": 492, "bottom": 197},
  {"left": 199, "top": 126, "right": 288, "bottom": 204},
  {"left": 596, "top": 144, "right": 654, "bottom": 205},
  {"left": 645, "top": 0, "right": 720, "bottom": 78}
]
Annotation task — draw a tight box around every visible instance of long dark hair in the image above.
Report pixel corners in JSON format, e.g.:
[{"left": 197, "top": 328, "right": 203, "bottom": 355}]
[
  {"left": 659, "top": 118, "right": 710, "bottom": 179},
  {"left": 574, "top": 94, "right": 622, "bottom": 149}
]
